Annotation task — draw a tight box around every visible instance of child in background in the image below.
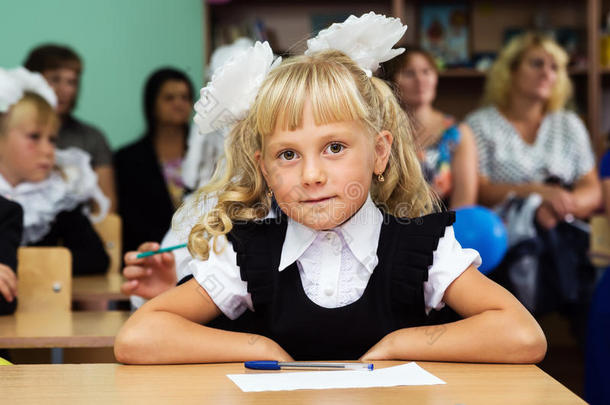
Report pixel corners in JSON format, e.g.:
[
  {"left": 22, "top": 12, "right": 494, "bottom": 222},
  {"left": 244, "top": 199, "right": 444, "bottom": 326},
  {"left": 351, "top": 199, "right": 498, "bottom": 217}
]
[
  {"left": 0, "top": 67, "right": 109, "bottom": 277},
  {"left": 0, "top": 195, "right": 23, "bottom": 314},
  {"left": 115, "top": 13, "right": 546, "bottom": 364}
]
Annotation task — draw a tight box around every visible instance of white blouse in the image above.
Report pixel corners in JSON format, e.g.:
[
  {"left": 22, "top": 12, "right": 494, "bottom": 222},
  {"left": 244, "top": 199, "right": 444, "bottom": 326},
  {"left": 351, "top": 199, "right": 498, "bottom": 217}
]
[{"left": 185, "top": 196, "right": 481, "bottom": 320}]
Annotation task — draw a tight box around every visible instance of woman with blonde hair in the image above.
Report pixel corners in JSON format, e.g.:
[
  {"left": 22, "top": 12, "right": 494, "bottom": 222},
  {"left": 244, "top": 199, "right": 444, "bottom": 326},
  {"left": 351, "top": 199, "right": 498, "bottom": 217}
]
[{"left": 466, "top": 33, "right": 600, "bottom": 320}]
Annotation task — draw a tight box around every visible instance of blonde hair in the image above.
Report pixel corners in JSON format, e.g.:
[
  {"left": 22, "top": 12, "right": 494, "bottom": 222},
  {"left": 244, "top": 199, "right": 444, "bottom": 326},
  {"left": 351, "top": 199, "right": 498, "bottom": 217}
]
[
  {"left": 180, "top": 50, "right": 439, "bottom": 260},
  {"left": 483, "top": 33, "right": 572, "bottom": 112},
  {"left": 0, "top": 92, "right": 59, "bottom": 138}
]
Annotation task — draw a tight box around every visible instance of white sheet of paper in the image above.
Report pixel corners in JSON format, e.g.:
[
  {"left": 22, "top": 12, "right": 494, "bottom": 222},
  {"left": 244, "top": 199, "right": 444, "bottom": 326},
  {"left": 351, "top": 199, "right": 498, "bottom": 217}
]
[{"left": 227, "top": 362, "right": 446, "bottom": 392}]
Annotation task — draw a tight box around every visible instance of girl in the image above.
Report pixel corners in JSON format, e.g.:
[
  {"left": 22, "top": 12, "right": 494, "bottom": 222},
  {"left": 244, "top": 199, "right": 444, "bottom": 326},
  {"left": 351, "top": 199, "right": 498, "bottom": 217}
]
[
  {"left": 0, "top": 68, "right": 109, "bottom": 277},
  {"left": 380, "top": 46, "right": 478, "bottom": 209},
  {"left": 115, "top": 23, "right": 545, "bottom": 363}
]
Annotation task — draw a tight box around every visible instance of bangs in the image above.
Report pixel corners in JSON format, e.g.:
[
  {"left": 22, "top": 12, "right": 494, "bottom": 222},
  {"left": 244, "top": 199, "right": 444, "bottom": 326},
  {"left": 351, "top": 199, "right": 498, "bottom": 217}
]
[
  {"left": 4, "top": 93, "right": 58, "bottom": 134},
  {"left": 254, "top": 54, "right": 371, "bottom": 138}
]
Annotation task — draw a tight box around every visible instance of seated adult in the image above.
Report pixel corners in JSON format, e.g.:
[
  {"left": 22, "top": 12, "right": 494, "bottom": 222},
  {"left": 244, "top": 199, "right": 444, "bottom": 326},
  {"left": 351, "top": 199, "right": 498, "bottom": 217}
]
[
  {"left": 380, "top": 46, "right": 477, "bottom": 209},
  {"left": 114, "top": 68, "right": 194, "bottom": 254},
  {"left": 24, "top": 44, "right": 116, "bottom": 212},
  {"left": 465, "top": 33, "right": 601, "bottom": 321},
  {"left": 120, "top": 40, "right": 255, "bottom": 302}
]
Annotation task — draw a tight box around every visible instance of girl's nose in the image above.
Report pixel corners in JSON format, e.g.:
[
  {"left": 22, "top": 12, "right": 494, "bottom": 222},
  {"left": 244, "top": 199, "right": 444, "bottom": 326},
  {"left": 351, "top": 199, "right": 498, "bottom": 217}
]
[
  {"left": 301, "top": 157, "right": 326, "bottom": 186},
  {"left": 42, "top": 139, "right": 55, "bottom": 157}
]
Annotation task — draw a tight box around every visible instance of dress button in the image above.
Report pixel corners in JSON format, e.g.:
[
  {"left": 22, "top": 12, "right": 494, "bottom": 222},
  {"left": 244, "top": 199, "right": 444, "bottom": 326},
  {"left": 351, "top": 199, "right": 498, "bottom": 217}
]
[
  {"left": 325, "top": 233, "right": 333, "bottom": 241},
  {"left": 324, "top": 286, "right": 334, "bottom": 296}
]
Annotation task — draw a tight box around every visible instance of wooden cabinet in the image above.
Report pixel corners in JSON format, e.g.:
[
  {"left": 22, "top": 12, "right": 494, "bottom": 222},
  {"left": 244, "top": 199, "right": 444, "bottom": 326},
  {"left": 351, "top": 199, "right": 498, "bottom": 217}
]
[{"left": 205, "top": 0, "right": 604, "bottom": 156}]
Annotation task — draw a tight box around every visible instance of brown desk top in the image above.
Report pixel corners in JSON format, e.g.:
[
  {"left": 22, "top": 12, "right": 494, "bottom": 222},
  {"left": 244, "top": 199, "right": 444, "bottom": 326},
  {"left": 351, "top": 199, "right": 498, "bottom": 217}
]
[
  {"left": 72, "top": 274, "right": 128, "bottom": 302},
  {"left": 0, "top": 361, "right": 585, "bottom": 404},
  {"left": 0, "top": 310, "right": 131, "bottom": 348}
]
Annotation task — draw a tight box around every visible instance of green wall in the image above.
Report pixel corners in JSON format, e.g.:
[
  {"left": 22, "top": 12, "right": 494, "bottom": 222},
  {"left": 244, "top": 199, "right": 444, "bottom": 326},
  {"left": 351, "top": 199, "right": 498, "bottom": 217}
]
[{"left": 1, "top": 0, "right": 205, "bottom": 149}]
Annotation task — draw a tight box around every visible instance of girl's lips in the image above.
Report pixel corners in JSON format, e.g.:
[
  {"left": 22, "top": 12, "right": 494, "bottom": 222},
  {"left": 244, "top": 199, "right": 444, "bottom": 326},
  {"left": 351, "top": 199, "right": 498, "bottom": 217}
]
[{"left": 303, "top": 196, "right": 334, "bottom": 203}]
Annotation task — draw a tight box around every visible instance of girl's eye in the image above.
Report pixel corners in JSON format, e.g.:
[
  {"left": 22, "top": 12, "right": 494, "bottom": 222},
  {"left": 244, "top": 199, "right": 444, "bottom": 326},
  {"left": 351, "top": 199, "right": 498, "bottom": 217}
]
[
  {"left": 279, "top": 150, "right": 296, "bottom": 161},
  {"left": 326, "top": 143, "right": 344, "bottom": 154},
  {"left": 29, "top": 133, "right": 40, "bottom": 141},
  {"left": 529, "top": 58, "right": 545, "bottom": 69}
]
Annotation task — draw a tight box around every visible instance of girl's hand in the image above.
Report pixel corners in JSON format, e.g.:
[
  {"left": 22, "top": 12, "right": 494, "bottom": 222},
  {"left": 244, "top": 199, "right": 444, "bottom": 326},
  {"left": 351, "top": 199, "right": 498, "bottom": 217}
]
[
  {"left": 259, "top": 336, "right": 294, "bottom": 361},
  {"left": 360, "top": 334, "right": 394, "bottom": 361},
  {"left": 121, "top": 242, "right": 177, "bottom": 299},
  {"left": 0, "top": 264, "right": 17, "bottom": 302}
]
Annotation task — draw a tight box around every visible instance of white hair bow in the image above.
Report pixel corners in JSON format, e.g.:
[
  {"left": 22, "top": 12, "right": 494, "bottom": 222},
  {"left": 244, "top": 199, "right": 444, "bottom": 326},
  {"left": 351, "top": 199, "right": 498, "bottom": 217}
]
[
  {"left": 305, "top": 12, "right": 407, "bottom": 77},
  {"left": 193, "top": 12, "right": 406, "bottom": 139},
  {"left": 0, "top": 67, "right": 57, "bottom": 113},
  {"left": 193, "top": 41, "right": 281, "bottom": 137}
]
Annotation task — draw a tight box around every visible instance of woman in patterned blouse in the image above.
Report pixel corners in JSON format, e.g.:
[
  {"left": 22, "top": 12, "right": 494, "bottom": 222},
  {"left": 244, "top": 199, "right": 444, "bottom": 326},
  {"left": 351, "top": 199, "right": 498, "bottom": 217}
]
[
  {"left": 466, "top": 33, "right": 601, "bottom": 229},
  {"left": 466, "top": 33, "right": 601, "bottom": 319}
]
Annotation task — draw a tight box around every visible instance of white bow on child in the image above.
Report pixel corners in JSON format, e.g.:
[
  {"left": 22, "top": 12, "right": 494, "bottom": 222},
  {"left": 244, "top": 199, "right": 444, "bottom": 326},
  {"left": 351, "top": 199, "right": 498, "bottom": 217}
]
[
  {"left": 0, "top": 67, "right": 57, "bottom": 113},
  {"left": 193, "top": 41, "right": 281, "bottom": 137},
  {"left": 192, "top": 12, "right": 407, "bottom": 139},
  {"left": 305, "top": 12, "right": 407, "bottom": 77}
]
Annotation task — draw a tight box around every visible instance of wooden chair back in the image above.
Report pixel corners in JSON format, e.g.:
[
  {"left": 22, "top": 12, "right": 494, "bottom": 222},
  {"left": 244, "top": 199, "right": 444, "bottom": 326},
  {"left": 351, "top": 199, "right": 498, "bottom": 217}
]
[
  {"left": 93, "top": 213, "right": 122, "bottom": 274},
  {"left": 17, "top": 247, "right": 72, "bottom": 312}
]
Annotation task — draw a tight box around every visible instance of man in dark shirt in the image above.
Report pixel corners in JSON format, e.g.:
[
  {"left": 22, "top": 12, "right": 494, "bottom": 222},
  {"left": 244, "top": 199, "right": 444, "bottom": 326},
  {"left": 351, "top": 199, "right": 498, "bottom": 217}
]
[{"left": 24, "top": 44, "right": 116, "bottom": 211}]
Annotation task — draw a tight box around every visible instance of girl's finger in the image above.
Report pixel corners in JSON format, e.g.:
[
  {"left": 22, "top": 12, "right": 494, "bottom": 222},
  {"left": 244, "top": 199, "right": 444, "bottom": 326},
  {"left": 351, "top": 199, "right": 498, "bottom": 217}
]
[
  {"left": 0, "top": 281, "right": 14, "bottom": 302},
  {"left": 0, "top": 269, "right": 17, "bottom": 294},
  {"left": 120, "top": 279, "right": 139, "bottom": 295},
  {"left": 123, "top": 266, "right": 150, "bottom": 279},
  {"left": 124, "top": 251, "right": 143, "bottom": 264},
  {"left": 137, "top": 242, "right": 160, "bottom": 252},
  {"left": 161, "top": 252, "right": 176, "bottom": 267}
]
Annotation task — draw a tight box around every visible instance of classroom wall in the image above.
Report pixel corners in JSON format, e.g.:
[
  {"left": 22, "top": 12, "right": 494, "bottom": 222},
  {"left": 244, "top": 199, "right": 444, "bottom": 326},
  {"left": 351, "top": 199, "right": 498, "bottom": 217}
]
[{"left": 0, "top": 0, "right": 205, "bottom": 150}]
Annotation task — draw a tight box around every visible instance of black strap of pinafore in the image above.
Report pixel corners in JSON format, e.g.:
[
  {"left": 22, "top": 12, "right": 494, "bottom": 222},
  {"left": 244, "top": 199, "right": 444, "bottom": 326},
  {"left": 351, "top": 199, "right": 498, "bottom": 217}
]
[
  {"left": 385, "top": 211, "right": 456, "bottom": 325},
  {"left": 227, "top": 217, "right": 287, "bottom": 309}
]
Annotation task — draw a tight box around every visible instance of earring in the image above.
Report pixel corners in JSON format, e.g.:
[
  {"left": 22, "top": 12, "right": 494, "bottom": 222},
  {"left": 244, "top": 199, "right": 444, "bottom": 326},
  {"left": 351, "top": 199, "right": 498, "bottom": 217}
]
[
  {"left": 267, "top": 188, "right": 273, "bottom": 197},
  {"left": 377, "top": 173, "right": 385, "bottom": 182}
]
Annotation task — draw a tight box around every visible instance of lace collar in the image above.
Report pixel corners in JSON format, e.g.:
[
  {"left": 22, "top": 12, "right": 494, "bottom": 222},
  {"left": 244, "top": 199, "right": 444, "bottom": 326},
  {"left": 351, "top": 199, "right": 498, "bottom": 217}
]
[{"left": 0, "top": 147, "right": 109, "bottom": 244}]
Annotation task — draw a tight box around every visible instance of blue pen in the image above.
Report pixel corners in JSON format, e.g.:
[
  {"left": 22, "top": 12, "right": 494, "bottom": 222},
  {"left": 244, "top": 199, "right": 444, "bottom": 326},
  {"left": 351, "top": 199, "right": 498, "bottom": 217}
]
[
  {"left": 245, "top": 361, "right": 373, "bottom": 371},
  {"left": 136, "top": 243, "right": 188, "bottom": 259}
]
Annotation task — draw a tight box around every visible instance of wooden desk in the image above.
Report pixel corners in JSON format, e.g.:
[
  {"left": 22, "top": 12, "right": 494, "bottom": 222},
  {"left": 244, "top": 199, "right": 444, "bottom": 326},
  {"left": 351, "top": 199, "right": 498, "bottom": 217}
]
[
  {"left": 72, "top": 274, "right": 128, "bottom": 302},
  {"left": 0, "top": 311, "right": 130, "bottom": 348},
  {"left": 0, "top": 361, "right": 585, "bottom": 404}
]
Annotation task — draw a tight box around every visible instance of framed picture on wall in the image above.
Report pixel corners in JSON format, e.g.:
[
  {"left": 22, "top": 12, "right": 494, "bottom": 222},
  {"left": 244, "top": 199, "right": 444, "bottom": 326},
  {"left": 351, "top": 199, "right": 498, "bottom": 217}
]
[{"left": 420, "top": 4, "right": 470, "bottom": 67}]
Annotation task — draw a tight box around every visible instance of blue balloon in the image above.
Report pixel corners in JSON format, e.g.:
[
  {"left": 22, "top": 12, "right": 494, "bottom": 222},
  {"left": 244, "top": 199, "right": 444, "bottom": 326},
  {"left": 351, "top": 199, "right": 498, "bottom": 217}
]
[{"left": 453, "top": 205, "right": 508, "bottom": 275}]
